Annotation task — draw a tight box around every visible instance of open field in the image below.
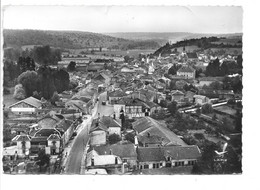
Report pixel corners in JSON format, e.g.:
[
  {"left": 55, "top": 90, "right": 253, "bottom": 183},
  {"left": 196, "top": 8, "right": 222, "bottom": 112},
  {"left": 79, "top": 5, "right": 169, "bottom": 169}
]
[{"left": 214, "top": 105, "right": 237, "bottom": 116}]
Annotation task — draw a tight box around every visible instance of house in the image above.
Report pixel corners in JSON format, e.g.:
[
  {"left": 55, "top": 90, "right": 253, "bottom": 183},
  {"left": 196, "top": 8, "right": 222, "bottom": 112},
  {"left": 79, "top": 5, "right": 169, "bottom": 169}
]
[
  {"left": 87, "top": 62, "right": 105, "bottom": 72},
  {"left": 108, "top": 90, "right": 127, "bottom": 104},
  {"left": 86, "top": 149, "right": 123, "bottom": 174},
  {"left": 186, "top": 52, "right": 199, "bottom": 62},
  {"left": 133, "top": 117, "right": 187, "bottom": 147},
  {"left": 193, "top": 95, "right": 210, "bottom": 105},
  {"left": 12, "top": 135, "right": 31, "bottom": 156},
  {"left": 46, "top": 134, "right": 61, "bottom": 155},
  {"left": 89, "top": 119, "right": 108, "bottom": 146},
  {"left": 65, "top": 99, "right": 91, "bottom": 114},
  {"left": 137, "top": 145, "right": 201, "bottom": 170},
  {"left": 98, "top": 116, "right": 121, "bottom": 137},
  {"left": 117, "top": 98, "right": 150, "bottom": 119},
  {"left": 177, "top": 65, "right": 196, "bottom": 79},
  {"left": 185, "top": 91, "right": 196, "bottom": 103},
  {"left": 9, "top": 96, "right": 42, "bottom": 115},
  {"left": 94, "top": 143, "right": 138, "bottom": 170},
  {"left": 171, "top": 90, "right": 185, "bottom": 102}
]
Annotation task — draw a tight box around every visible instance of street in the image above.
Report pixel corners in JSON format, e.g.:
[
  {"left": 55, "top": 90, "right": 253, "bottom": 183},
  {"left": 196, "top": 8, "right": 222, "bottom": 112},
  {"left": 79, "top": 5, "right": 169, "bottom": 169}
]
[{"left": 64, "top": 91, "right": 114, "bottom": 174}]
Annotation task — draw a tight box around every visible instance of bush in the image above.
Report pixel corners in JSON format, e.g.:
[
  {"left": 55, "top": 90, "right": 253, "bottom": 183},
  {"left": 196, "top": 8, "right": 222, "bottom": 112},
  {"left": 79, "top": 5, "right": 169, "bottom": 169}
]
[
  {"left": 194, "top": 133, "right": 205, "bottom": 140},
  {"left": 13, "top": 84, "right": 26, "bottom": 100},
  {"left": 108, "top": 134, "right": 122, "bottom": 144},
  {"left": 201, "top": 103, "right": 213, "bottom": 114}
]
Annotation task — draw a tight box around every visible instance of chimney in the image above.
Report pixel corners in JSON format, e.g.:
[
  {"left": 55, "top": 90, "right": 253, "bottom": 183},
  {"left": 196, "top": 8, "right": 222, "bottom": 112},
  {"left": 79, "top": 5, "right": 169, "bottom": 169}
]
[{"left": 110, "top": 149, "right": 112, "bottom": 155}]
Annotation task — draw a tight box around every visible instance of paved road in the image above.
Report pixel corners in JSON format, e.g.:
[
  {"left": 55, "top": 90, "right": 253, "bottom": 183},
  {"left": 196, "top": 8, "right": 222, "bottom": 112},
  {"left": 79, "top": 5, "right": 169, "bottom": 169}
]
[
  {"left": 65, "top": 100, "right": 98, "bottom": 174},
  {"left": 64, "top": 91, "right": 114, "bottom": 174},
  {"left": 94, "top": 91, "right": 114, "bottom": 119}
]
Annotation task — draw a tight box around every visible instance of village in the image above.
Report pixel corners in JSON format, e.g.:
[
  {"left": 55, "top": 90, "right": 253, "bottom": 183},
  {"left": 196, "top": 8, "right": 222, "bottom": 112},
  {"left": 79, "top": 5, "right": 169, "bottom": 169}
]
[{"left": 3, "top": 44, "right": 242, "bottom": 175}]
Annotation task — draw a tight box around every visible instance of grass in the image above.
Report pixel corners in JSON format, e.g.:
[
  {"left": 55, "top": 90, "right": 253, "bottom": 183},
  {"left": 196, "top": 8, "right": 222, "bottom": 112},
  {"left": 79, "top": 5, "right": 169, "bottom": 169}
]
[
  {"left": 214, "top": 105, "right": 237, "bottom": 116},
  {"left": 3, "top": 87, "right": 18, "bottom": 107}
]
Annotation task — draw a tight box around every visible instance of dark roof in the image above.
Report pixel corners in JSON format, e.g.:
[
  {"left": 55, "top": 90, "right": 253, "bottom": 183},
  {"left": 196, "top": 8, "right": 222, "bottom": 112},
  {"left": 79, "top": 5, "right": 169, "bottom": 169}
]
[
  {"left": 12, "top": 135, "right": 31, "bottom": 142},
  {"left": 187, "top": 52, "right": 198, "bottom": 59},
  {"left": 30, "top": 136, "right": 48, "bottom": 142},
  {"left": 137, "top": 147, "right": 165, "bottom": 162},
  {"left": 108, "top": 90, "right": 126, "bottom": 98},
  {"left": 34, "top": 128, "right": 61, "bottom": 138},
  {"left": 177, "top": 66, "right": 195, "bottom": 73},
  {"left": 137, "top": 145, "right": 201, "bottom": 162},
  {"left": 99, "top": 116, "right": 121, "bottom": 128},
  {"left": 93, "top": 144, "right": 137, "bottom": 158},
  {"left": 55, "top": 120, "right": 73, "bottom": 132}
]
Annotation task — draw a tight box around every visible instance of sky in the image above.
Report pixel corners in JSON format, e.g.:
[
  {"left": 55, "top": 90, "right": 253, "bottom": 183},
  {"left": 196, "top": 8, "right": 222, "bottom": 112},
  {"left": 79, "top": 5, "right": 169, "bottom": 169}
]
[{"left": 2, "top": 6, "right": 242, "bottom": 34}]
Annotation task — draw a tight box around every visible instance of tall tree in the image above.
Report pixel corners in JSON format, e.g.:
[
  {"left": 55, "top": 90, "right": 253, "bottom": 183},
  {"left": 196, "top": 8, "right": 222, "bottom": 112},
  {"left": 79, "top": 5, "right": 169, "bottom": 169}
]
[{"left": 17, "top": 71, "right": 39, "bottom": 97}]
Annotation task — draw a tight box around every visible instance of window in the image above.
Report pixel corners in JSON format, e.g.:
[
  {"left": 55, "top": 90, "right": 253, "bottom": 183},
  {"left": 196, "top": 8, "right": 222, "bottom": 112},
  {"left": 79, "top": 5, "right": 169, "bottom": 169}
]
[
  {"left": 153, "top": 163, "right": 156, "bottom": 169},
  {"left": 167, "top": 157, "right": 171, "bottom": 161},
  {"left": 140, "top": 165, "right": 142, "bottom": 169},
  {"left": 160, "top": 163, "right": 162, "bottom": 166},
  {"left": 144, "top": 164, "right": 149, "bottom": 169}
]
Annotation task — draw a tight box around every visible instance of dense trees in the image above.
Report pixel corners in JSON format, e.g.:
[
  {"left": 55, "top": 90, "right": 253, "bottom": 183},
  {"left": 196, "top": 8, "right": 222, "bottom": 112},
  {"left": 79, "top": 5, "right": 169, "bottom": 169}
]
[
  {"left": 223, "top": 76, "right": 242, "bottom": 93},
  {"left": 14, "top": 66, "right": 70, "bottom": 100},
  {"left": 205, "top": 56, "right": 242, "bottom": 77},
  {"left": 17, "top": 56, "right": 36, "bottom": 73},
  {"left": 167, "top": 101, "right": 178, "bottom": 116},
  {"left": 3, "top": 59, "right": 20, "bottom": 87},
  {"left": 31, "top": 45, "right": 61, "bottom": 65},
  {"left": 168, "top": 64, "right": 181, "bottom": 75}
]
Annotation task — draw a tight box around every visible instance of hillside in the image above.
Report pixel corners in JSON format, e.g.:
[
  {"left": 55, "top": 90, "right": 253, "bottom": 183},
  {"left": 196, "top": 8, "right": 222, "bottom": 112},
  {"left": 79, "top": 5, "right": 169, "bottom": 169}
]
[
  {"left": 3, "top": 29, "right": 160, "bottom": 50},
  {"left": 106, "top": 32, "right": 243, "bottom": 46},
  {"left": 153, "top": 35, "right": 242, "bottom": 56}
]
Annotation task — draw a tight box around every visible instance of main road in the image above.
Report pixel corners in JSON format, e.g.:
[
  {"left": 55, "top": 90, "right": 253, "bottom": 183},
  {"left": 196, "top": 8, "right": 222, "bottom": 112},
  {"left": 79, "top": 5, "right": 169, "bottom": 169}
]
[{"left": 64, "top": 91, "right": 114, "bottom": 174}]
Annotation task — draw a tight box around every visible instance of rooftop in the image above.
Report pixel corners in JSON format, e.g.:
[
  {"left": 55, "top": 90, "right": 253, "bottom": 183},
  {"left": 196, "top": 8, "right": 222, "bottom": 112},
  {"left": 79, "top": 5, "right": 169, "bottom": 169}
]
[{"left": 9, "top": 96, "right": 42, "bottom": 108}]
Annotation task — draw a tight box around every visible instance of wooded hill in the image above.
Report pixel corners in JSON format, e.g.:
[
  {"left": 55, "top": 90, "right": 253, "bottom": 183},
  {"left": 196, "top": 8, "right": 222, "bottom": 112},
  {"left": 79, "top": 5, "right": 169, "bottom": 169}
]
[
  {"left": 3, "top": 29, "right": 160, "bottom": 50},
  {"left": 154, "top": 35, "right": 242, "bottom": 56}
]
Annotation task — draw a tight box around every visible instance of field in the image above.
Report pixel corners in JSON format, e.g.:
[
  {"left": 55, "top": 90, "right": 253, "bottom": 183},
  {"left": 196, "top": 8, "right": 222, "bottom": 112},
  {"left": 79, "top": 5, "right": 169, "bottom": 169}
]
[
  {"left": 68, "top": 49, "right": 156, "bottom": 58},
  {"left": 3, "top": 87, "right": 18, "bottom": 107},
  {"left": 214, "top": 105, "right": 237, "bottom": 116},
  {"left": 206, "top": 48, "right": 242, "bottom": 55}
]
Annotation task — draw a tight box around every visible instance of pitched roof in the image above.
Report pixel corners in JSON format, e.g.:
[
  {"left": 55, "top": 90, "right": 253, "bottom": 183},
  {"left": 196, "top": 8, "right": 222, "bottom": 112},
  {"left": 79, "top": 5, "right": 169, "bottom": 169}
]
[
  {"left": 99, "top": 116, "right": 121, "bottom": 128},
  {"left": 34, "top": 128, "right": 61, "bottom": 138},
  {"left": 171, "top": 90, "right": 184, "bottom": 95},
  {"left": 137, "top": 147, "right": 165, "bottom": 162},
  {"left": 9, "top": 96, "right": 42, "bottom": 108},
  {"left": 12, "top": 135, "right": 31, "bottom": 142},
  {"left": 86, "top": 149, "right": 122, "bottom": 167},
  {"left": 133, "top": 117, "right": 187, "bottom": 146},
  {"left": 47, "top": 134, "right": 60, "bottom": 141},
  {"left": 177, "top": 66, "right": 195, "bottom": 73},
  {"left": 93, "top": 144, "right": 137, "bottom": 158},
  {"left": 108, "top": 90, "right": 126, "bottom": 98},
  {"left": 137, "top": 145, "right": 201, "bottom": 162}
]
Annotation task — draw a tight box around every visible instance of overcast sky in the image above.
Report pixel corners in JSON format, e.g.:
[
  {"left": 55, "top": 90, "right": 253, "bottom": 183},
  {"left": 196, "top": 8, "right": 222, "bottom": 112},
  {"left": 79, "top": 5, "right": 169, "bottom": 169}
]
[{"left": 3, "top": 6, "right": 242, "bottom": 34}]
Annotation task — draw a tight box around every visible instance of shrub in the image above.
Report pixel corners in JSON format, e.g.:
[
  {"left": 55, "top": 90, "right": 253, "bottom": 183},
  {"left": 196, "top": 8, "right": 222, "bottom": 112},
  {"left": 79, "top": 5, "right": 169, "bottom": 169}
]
[
  {"left": 108, "top": 134, "right": 122, "bottom": 144},
  {"left": 13, "top": 84, "right": 26, "bottom": 100}
]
